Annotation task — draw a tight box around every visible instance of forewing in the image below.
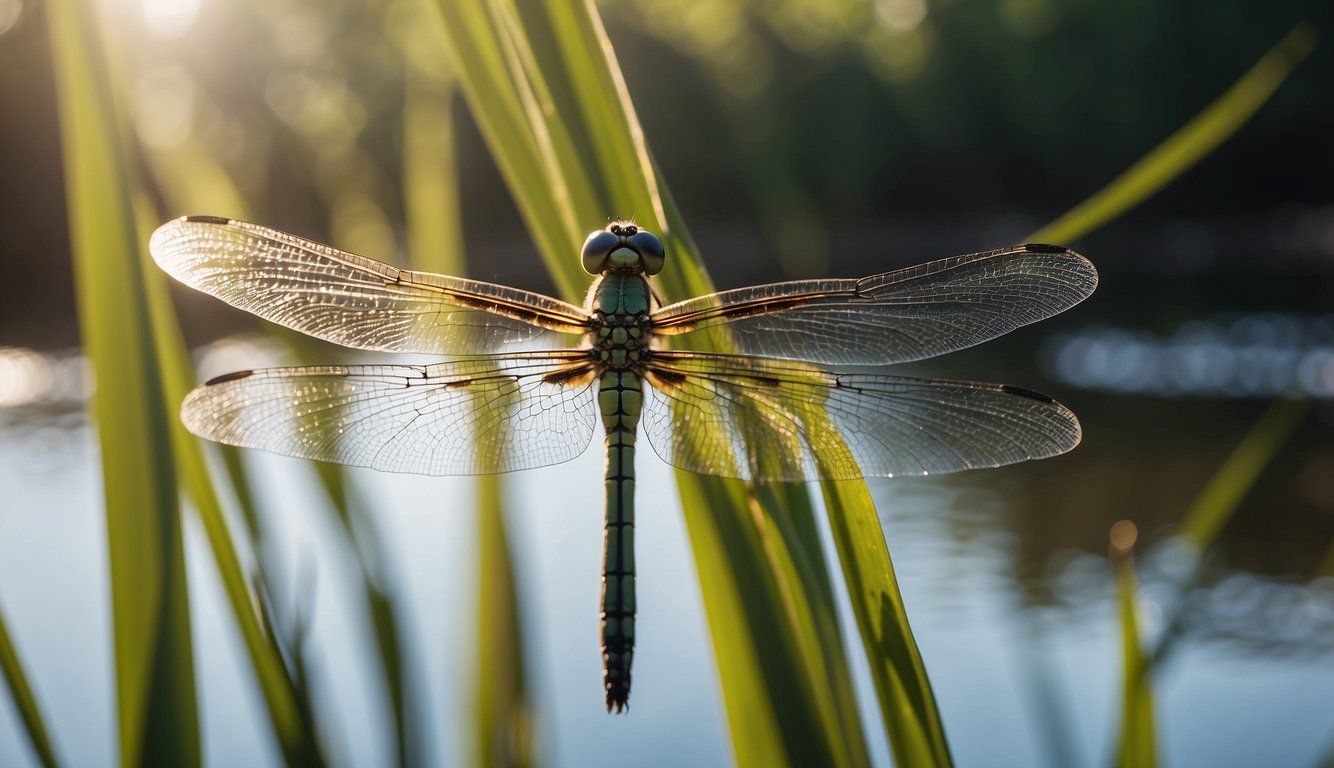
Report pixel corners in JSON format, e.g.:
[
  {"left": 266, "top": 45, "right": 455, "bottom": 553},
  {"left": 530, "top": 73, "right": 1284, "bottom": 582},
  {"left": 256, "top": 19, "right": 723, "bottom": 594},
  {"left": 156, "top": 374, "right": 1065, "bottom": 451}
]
[
  {"left": 651, "top": 245, "right": 1097, "bottom": 365},
  {"left": 641, "top": 352, "right": 1081, "bottom": 482},
  {"left": 151, "top": 217, "right": 589, "bottom": 354},
  {"left": 181, "top": 352, "right": 598, "bottom": 475}
]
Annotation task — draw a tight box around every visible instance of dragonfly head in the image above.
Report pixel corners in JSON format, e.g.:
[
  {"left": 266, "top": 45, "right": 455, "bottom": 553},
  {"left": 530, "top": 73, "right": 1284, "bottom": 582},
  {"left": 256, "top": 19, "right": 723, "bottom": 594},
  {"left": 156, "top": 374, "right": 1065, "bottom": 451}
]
[{"left": 582, "top": 221, "right": 665, "bottom": 276}]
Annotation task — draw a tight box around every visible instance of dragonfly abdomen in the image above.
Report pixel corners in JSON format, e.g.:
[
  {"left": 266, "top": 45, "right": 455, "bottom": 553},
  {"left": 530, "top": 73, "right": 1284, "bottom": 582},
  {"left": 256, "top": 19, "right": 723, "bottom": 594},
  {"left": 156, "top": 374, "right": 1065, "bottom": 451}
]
[{"left": 599, "top": 368, "right": 641, "bottom": 712}]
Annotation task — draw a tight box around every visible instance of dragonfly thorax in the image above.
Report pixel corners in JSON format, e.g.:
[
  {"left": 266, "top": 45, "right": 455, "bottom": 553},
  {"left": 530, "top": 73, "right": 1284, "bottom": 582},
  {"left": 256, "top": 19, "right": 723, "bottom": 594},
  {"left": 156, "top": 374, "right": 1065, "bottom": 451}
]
[
  {"left": 581, "top": 222, "right": 665, "bottom": 276},
  {"left": 592, "top": 313, "right": 650, "bottom": 370},
  {"left": 589, "top": 272, "right": 654, "bottom": 371}
]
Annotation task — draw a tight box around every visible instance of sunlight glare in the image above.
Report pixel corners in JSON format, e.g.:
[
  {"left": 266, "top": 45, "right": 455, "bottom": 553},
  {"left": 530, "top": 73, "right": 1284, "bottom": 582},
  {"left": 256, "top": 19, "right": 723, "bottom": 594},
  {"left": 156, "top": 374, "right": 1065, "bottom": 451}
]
[
  {"left": 0, "top": 348, "right": 89, "bottom": 405},
  {"left": 1109, "top": 520, "right": 1138, "bottom": 555},
  {"left": 134, "top": 65, "right": 194, "bottom": 149},
  {"left": 861, "top": 24, "right": 931, "bottom": 83},
  {"left": 143, "top": 0, "right": 200, "bottom": 37},
  {"left": 0, "top": 348, "right": 55, "bottom": 407},
  {"left": 194, "top": 335, "right": 285, "bottom": 382},
  {"left": 770, "top": 0, "right": 844, "bottom": 53},
  {"left": 0, "top": 0, "right": 22, "bottom": 38},
  {"left": 875, "top": 0, "right": 927, "bottom": 32},
  {"left": 264, "top": 70, "right": 366, "bottom": 157}
]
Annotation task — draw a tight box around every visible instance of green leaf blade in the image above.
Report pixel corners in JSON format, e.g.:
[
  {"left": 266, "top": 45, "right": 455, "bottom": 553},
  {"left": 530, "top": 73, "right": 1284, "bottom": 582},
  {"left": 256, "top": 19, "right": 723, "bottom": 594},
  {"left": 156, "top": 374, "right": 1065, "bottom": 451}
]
[
  {"left": 1030, "top": 23, "right": 1317, "bottom": 245},
  {"left": 46, "top": 0, "right": 200, "bottom": 763},
  {"left": 0, "top": 605, "right": 61, "bottom": 768},
  {"left": 1179, "top": 398, "right": 1311, "bottom": 551},
  {"left": 474, "top": 478, "right": 536, "bottom": 768},
  {"left": 823, "top": 481, "right": 953, "bottom": 767},
  {"left": 1111, "top": 526, "right": 1157, "bottom": 768}
]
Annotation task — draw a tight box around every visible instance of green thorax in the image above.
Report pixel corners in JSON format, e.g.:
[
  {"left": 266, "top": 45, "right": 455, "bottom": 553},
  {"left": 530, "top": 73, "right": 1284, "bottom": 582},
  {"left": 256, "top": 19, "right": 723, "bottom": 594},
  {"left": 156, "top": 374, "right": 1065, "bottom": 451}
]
[{"left": 591, "top": 273, "right": 652, "bottom": 371}]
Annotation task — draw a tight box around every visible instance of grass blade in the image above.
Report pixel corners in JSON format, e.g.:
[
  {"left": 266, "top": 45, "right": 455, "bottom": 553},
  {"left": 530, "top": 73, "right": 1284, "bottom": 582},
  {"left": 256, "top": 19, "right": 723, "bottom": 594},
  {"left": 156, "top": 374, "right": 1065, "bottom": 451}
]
[
  {"left": 1029, "top": 23, "right": 1316, "bottom": 245},
  {"left": 46, "top": 0, "right": 200, "bottom": 763},
  {"left": 1178, "top": 398, "right": 1311, "bottom": 551},
  {"left": 1105, "top": 402, "right": 1306, "bottom": 768},
  {"left": 140, "top": 208, "right": 322, "bottom": 766},
  {"left": 474, "top": 479, "right": 536, "bottom": 768},
  {"left": 433, "top": 0, "right": 587, "bottom": 298},
  {"left": 675, "top": 478, "right": 858, "bottom": 766},
  {"left": 1146, "top": 398, "right": 1311, "bottom": 671},
  {"left": 823, "top": 481, "right": 953, "bottom": 766},
  {"left": 0, "top": 604, "right": 61, "bottom": 768},
  {"left": 1110, "top": 522, "right": 1156, "bottom": 768},
  {"left": 404, "top": 74, "right": 465, "bottom": 277}
]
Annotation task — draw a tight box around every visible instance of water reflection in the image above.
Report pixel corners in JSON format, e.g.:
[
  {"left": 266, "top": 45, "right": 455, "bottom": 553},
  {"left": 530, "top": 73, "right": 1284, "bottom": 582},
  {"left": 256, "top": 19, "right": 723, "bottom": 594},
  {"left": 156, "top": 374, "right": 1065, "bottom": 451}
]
[
  {"left": 0, "top": 346, "right": 89, "bottom": 406},
  {"left": 2, "top": 318, "right": 1332, "bottom": 764},
  {"left": 1193, "top": 572, "right": 1334, "bottom": 655},
  {"left": 192, "top": 333, "right": 288, "bottom": 380},
  {"left": 869, "top": 302, "right": 1334, "bottom": 654},
  {"left": 875, "top": 467, "right": 1334, "bottom": 662},
  {"left": 1044, "top": 313, "right": 1334, "bottom": 398},
  {"left": 0, "top": 348, "right": 90, "bottom": 492},
  {"left": 0, "top": 336, "right": 288, "bottom": 410}
]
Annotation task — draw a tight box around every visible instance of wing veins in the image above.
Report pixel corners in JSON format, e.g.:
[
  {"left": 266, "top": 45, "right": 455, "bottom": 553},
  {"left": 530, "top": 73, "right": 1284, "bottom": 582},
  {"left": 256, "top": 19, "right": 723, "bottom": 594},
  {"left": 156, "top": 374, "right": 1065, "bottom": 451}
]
[
  {"left": 642, "top": 351, "right": 1079, "bottom": 480},
  {"left": 649, "top": 245, "right": 1097, "bottom": 366},
  {"left": 151, "top": 217, "right": 591, "bottom": 354},
  {"left": 181, "top": 352, "right": 597, "bottom": 475}
]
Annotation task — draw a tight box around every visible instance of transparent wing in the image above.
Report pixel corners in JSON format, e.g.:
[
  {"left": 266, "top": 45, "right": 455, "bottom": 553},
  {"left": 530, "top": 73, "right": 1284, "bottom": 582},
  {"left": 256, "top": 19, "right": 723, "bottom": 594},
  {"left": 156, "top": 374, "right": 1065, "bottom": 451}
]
[
  {"left": 180, "top": 352, "right": 598, "bottom": 475},
  {"left": 151, "top": 217, "right": 590, "bottom": 354},
  {"left": 641, "top": 352, "right": 1080, "bottom": 482},
  {"left": 651, "top": 245, "right": 1097, "bottom": 366}
]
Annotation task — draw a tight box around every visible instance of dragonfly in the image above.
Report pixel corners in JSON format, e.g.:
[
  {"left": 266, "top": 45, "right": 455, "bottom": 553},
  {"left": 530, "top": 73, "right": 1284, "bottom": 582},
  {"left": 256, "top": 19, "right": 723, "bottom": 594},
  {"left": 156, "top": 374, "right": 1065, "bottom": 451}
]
[{"left": 151, "top": 215, "right": 1097, "bottom": 712}]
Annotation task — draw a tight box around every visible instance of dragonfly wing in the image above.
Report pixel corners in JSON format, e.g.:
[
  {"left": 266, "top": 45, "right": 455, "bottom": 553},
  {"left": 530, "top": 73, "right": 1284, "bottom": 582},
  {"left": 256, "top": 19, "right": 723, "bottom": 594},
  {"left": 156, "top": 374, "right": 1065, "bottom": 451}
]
[
  {"left": 651, "top": 245, "right": 1097, "bottom": 366},
  {"left": 151, "top": 217, "right": 590, "bottom": 355},
  {"left": 181, "top": 352, "right": 599, "bottom": 475},
  {"left": 641, "top": 352, "right": 1080, "bottom": 482}
]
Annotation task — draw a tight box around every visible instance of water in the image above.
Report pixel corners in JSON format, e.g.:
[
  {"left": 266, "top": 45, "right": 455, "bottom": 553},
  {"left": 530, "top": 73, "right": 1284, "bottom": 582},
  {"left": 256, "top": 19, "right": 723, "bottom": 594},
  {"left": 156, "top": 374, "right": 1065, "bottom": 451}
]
[{"left": 2, "top": 280, "right": 1333, "bottom": 765}]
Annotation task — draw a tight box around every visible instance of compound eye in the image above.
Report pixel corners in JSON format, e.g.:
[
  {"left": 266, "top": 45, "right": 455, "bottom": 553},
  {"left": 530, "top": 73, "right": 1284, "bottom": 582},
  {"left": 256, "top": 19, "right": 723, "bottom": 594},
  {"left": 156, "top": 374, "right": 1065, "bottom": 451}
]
[
  {"left": 629, "top": 230, "right": 665, "bottom": 275},
  {"left": 581, "top": 230, "right": 619, "bottom": 274}
]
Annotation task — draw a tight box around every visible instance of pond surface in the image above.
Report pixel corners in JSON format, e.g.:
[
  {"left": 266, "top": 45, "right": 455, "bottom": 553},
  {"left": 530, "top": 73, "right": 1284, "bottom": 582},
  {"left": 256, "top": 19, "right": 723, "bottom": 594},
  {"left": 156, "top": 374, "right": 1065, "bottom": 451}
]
[{"left": 1, "top": 241, "right": 1332, "bottom": 766}]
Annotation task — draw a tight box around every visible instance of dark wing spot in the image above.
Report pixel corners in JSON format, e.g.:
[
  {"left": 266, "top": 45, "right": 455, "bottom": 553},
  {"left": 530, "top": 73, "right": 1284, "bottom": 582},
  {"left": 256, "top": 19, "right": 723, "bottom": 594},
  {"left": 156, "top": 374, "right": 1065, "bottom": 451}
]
[
  {"left": 1023, "top": 243, "right": 1070, "bottom": 254},
  {"left": 183, "top": 215, "right": 233, "bottom": 225},
  {"left": 1001, "top": 384, "right": 1055, "bottom": 403},
  {"left": 543, "top": 366, "right": 594, "bottom": 386},
  {"left": 726, "top": 296, "right": 814, "bottom": 319},
  {"left": 647, "top": 368, "right": 688, "bottom": 387},
  {"left": 441, "top": 289, "right": 592, "bottom": 330},
  {"left": 443, "top": 378, "right": 474, "bottom": 390},
  {"left": 206, "top": 370, "right": 254, "bottom": 386}
]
